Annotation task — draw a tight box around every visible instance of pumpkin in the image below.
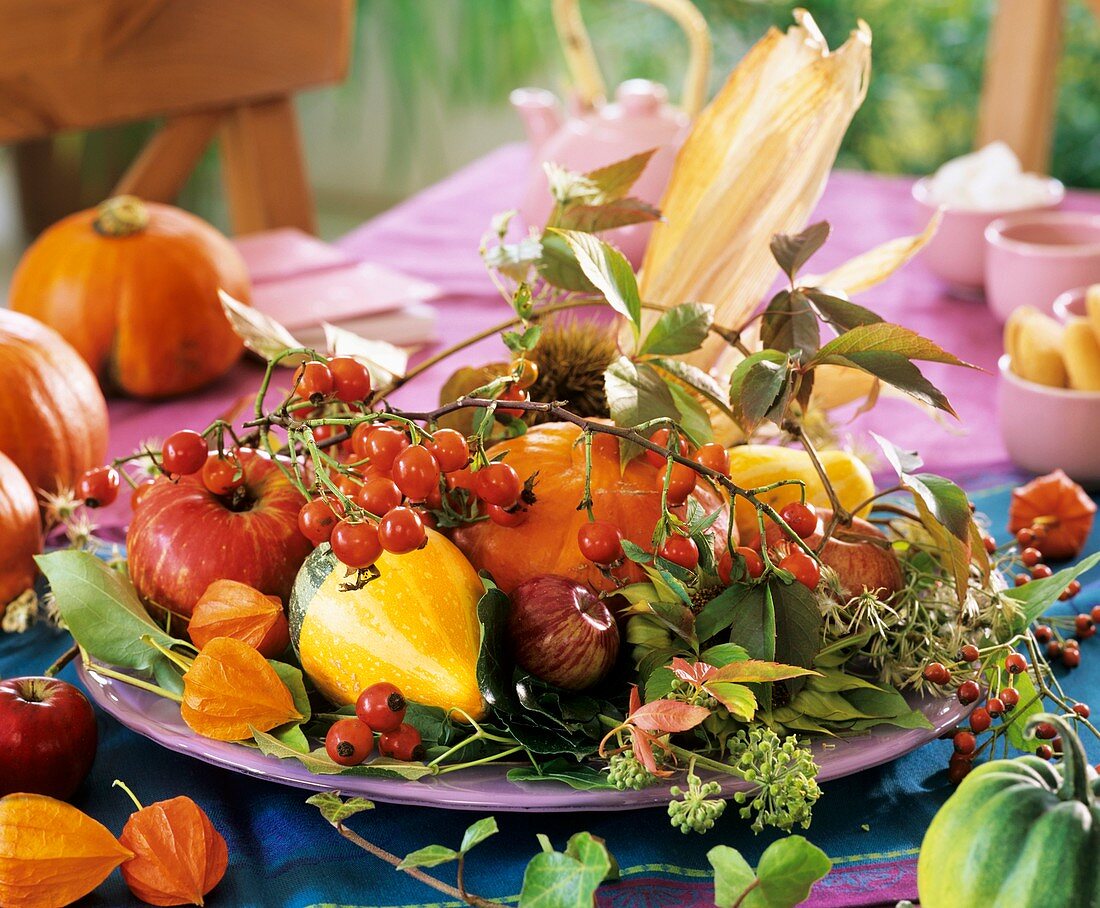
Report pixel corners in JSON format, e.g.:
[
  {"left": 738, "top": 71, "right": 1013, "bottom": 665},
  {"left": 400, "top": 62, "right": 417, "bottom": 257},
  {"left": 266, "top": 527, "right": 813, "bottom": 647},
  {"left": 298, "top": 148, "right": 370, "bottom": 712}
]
[
  {"left": 0, "top": 452, "right": 42, "bottom": 611},
  {"left": 726, "top": 445, "right": 875, "bottom": 538},
  {"left": 10, "top": 195, "right": 250, "bottom": 398},
  {"left": 918, "top": 714, "right": 1100, "bottom": 907},
  {"left": 450, "top": 422, "right": 731, "bottom": 594},
  {"left": 1008, "top": 469, "right": 1096, "bottom": 561},
  {"left": 0, "top": 310, "right": 108, "bottom": 498},
  {"left": 289, "top": 533, "right": 486, "bottom": 717}
]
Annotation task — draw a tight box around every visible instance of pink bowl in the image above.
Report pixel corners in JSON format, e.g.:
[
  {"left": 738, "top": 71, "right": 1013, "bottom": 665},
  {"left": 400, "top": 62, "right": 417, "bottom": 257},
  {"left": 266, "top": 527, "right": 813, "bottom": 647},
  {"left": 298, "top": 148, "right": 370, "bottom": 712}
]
[
  {"left": 997, "top": 354, "right": 1100, "bottom": 487},
  {"left": 912, "top": 176, "right": 1063, "bottom": 294},
  {"left": 1053, "top": 285, "right": 1090, "bottom": 321},
  {"left": 985, "top": 212, "right": 1100, "bottom": 322}
]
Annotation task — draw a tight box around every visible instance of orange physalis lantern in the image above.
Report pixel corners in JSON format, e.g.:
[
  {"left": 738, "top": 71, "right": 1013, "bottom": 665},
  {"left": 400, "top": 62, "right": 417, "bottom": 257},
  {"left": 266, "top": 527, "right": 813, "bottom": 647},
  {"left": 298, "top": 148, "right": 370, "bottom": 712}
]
[
  {"left": 188, "top": 580, "right": 290, "bottom": 658},
  {"left": 1008, "top": 469, "right": 1097, "bottom": 560}
]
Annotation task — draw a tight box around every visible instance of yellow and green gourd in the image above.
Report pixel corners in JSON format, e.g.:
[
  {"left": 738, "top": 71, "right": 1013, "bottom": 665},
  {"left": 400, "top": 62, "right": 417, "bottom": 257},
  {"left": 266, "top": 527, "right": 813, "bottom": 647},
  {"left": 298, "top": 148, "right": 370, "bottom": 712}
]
[{"left": 289, "top": 530, "right": 487, "bottom": 719}]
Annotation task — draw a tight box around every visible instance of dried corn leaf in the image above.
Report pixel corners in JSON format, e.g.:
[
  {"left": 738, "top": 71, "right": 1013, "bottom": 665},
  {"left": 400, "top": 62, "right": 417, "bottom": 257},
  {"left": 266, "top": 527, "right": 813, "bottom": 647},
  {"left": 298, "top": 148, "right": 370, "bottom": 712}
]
[
  {"left": 639, "top": 11, "right": 871, "bottom": 369},
  {"left": 181, "top": 636, "right": 301, "bottom": 741},
  {"left": 120, "top": 796, "right": 228, "bottom": 906},
  {"left": 0, "top": 793, "right": 133, "bottom": 908}
]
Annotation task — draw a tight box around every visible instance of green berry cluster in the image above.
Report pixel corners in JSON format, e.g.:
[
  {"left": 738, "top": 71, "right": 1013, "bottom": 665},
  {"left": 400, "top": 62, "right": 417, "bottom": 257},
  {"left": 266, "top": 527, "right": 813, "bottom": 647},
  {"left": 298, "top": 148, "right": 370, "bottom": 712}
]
[
  {"left": 607, "top": 749, "right": 654, "bottom": 791},
  {"left": 668, "top": 679, "right": 719, "bottom": 710},
  {"left": 667, "top": 769, "right": 726, "bottom": 834},
  {"left": 731, "top": 726, "right": 821, "bottom": 834}
]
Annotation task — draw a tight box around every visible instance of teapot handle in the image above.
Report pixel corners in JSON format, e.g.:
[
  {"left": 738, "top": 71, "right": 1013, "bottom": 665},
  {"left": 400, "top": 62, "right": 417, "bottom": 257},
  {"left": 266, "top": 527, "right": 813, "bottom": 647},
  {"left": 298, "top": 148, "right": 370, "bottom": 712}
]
[{"left": 552, "top": 0, "right": 711, "bottom": 117}]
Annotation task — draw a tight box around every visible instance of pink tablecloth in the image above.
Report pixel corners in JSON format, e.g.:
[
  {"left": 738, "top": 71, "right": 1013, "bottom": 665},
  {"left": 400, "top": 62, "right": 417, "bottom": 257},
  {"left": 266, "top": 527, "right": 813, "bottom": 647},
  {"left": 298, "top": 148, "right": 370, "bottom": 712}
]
[{"left": 100, "top": 143, "right": 1100, "bottom": 534}]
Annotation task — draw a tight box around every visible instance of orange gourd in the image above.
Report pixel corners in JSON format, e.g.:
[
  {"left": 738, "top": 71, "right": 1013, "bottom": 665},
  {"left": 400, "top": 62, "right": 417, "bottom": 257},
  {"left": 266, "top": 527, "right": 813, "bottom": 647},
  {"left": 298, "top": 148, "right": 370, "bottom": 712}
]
[
  {"left": 10, "top": 196, "right": 250, "bottom": 398},
  {"left": 450, "top": 422, "right": 731, "bottom": 593},
  {"left": 1008, "top": 469, "right": 1096, "bottom": 561},
  {"left": 0, "top": 452, "right": 42, "bottom": 612},
  {"left": 0, "top": 310, "right": 108, "bottom": 498}
]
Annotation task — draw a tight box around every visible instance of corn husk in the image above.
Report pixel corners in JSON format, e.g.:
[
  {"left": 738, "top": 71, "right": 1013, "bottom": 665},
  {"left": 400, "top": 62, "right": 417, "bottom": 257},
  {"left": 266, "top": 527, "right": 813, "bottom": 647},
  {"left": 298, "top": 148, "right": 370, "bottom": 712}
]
[{"left": 638, "top": 10, "right": 871, "bottom": 368}]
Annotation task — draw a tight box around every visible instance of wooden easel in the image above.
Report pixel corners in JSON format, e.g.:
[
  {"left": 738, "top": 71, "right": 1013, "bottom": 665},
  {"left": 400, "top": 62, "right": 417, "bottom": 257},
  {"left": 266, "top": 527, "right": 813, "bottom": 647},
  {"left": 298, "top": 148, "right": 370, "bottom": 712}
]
[{"left": 0, "top": 0, "right": 353, "bottom": 235}]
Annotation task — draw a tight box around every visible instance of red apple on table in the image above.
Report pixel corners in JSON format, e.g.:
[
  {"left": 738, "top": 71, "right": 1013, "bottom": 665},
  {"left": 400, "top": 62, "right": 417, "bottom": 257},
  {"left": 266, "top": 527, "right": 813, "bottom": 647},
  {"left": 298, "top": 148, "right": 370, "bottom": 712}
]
[
  {"left": 0, "top": 676, "right": 97, "bottom": 800},
  {"left": 508, "top": 575, "right": 620, "bottom": 691},
  {"left": 127, "top": 450, "right": 312, "bottom": 621}
]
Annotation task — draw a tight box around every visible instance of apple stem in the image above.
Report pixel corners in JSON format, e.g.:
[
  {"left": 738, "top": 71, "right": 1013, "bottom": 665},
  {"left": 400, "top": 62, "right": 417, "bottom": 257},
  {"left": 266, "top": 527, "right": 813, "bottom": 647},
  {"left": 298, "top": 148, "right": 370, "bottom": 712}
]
[{"left": 112, "top": 779, "right": 145, "bottom": 811}]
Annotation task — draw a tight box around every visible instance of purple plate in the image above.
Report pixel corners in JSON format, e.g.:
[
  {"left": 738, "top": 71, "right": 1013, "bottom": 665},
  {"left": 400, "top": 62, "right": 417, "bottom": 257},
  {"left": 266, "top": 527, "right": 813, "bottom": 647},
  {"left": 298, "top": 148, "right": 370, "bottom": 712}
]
[{"left": 78, "top": 662, "right": 967, "bottom": 811}]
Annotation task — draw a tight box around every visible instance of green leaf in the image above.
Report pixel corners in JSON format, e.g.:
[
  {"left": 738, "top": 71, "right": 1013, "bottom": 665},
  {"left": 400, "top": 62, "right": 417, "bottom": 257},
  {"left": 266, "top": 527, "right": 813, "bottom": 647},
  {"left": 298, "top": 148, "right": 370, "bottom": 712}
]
[
  {"left": 503, "top": 324, "right": 543, "bottom": 355},
  {"left": 770, "top": 222, "right": 831, "bottom": 283},
  {"left": 35, "top": 551, "right": 178, "bottom": 673},
  {"left": 603, "top": 357, "right": 679, "bottom": 431},
  {"left": 753, "top": 835, "right": 832, "bottom": 906},
  {"left": 271, "top": 721, "right": 310, "bottom": 753},
  {"left": 585, "top": 149, "right": 657, "bottom": 202},
  {"left": 650, "top": 357, "right": 738, "bottom": 424},
  {"left": 537, "top": 232, "right": 597, "bottom": 292},
  {"left": 640, "top": 303, "right": 714, "bottom": 356},
  {"left": 507, "top": 760, "right": 615, "bottom": 791},
  {"left": 519, "top": 832, "right": 613, "bottom": 908},
  {"left": 644, "top": 666, "right": 677, "bottom": 701},
  {"left": 768, "top": 581, "right": 824, "bottom": 674},
  {"left": 475, "top": 581, "right": 517, "bottom": 714},
  {"left": 803, "top": 288, "right": 883, "bottom": 331},
  {"left": 998, "top": 662, "right": 1043, "bottom": 752},
  {"left": 461, "top": 817, "right": 499, "bottom": 853},
  {"left": 728, "top": 584, "right": 777, "bottom": 662},
  {"left": 557, "top": 198, "right": 661, "bottom": 234},
  {"left": 910, "top": 491, "right": 972, "bottom": 610},
  {"left": 812, "top": 323, "right": 975, "bottom": 367},
  {"left": 729, "top": 351, "right": 791, "bottom": 433},
  {"left": 814, "top": 350, "right": 957, "bottom": 416},
  {"left": 711, "top": 660, "right": 819, "bottom": 684},
  {"left": 269, "top": 660, "right": 312, "bottom": 722},
  {"left": 306, "top": 791, "right": 375, "bottom": 825},
  {"left": 869, "top": 432, "right": 923, "bottom": 475},
  {"left": 760, "top": 290, "right": 821, "bottom": 360},
  {"left": 697, "top": 584, "right": 765, "bottom": 645},
  {"left": 552, "top": 230, "right": 641, "bottom": 333},
  {"left": 153, "top": 658, "right": 185, "bottom": 696},
  {"left": 903, "top": 473, "right": 971, "bottom": 541},
  {"left": 1004, "top": 552, "right": 1100, "bottom": 632},
  {"left": 707, "top": 682, "right": 758, "bottom": 721},
  {"left": 398, "top": 845, "right": 460, "bottom": 869},
  {"left": 667, "top": 380, "right": 714, "bottom": 445},
  {"left": 251, "top": 729, "right": 435, "bottom": 779},
  {"left": 700, "top": 642, "right": 750, "bottom": 666},
  {"left": 709, "top": 845, "right": 757, "bottom": 908}
]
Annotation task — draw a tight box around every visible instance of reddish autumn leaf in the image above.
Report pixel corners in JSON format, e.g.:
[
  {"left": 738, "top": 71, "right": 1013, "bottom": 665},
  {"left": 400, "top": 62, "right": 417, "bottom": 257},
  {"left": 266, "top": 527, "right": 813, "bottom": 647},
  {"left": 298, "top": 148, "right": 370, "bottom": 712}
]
[
  {"left": 119, "top": 792, "right": 228, "bottom": 906},
  {"left": 181, "top": 637, "right": 301, "bottom": 741},
  {"left": 188, "top": 579, "right": 290, "bottom": 658},
  {"left": 669, "top": 657, "right": 719, "bottom": 685},
  {"left": 630, "top": 727, "right": 660, "bottom": 775},
  {"left": 628, "top": 699, "right": 710, "bottom": 734},
  {"left": 0, "top": 793, "right": 133, "bottom": 908}
]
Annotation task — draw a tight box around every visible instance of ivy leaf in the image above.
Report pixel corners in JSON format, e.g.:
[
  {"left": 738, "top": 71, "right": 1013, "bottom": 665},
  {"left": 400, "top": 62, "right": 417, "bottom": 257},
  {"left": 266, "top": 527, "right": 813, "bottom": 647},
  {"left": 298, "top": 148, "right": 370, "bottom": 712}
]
[
  {"left": 639, "top": 303, "right": 714, "bottom": 356},
  {"left": 460, "top": 817, "right": 499, "bottom": 853},
  {"left": 729, "top": 351, "right": 791, "bottom": 433},
  {"left": 760, "top": 289, "right": 821, "bottom": 360},
  {"left": 398, "top": 845, "right": 461, "bottom": 870},
  {"left": 536, "top": 232, "right": 597, "bottom": 292},
  {"left": 305, "top": 791, "right": 375, "bottom": 825},
  {"left": 604, "top": 357, "right": 679, "bottom": 430},
  {"left": 709, "top": 845, "right": 757, "bottom": 908},
  {"left": 754, "top": 836, "right": 832, "bottom": 906},
  {"left": 551, "top": 229, "right": 642, "bottom": 334},
  {"left": 803, "top": 288, "right": 883, "bottom": 331},
  {"left": 557, "top": 198, "right": 661, "bottom": 234},
  {"left": 584, "top": 149, "right": 656, "bottom": 202},
  {"left": 1004, "top": 552, "right": 1100, "bottom": 632},
  {"left": 770, "top": 221, "right": 831, "bottom": 283},
  {"left": 252, "top": 730, "right": 436, "bottom": 779},
  {"left": 36, "top": 550, "right": 179, "bottom": 673},
  {"left": 519, "top": 833, "right": 614, "bottom": 908}
]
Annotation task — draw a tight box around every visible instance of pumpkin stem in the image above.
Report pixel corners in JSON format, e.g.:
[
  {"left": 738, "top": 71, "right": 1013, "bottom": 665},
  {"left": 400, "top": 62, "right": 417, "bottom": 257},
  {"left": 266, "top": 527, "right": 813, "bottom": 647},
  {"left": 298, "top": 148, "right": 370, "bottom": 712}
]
[
  {"left": 94, "top": 195, "right": 150, "bottom": 237},
  {"left": 1027, "top": 713, "right": 1093, "bottom": 806}
]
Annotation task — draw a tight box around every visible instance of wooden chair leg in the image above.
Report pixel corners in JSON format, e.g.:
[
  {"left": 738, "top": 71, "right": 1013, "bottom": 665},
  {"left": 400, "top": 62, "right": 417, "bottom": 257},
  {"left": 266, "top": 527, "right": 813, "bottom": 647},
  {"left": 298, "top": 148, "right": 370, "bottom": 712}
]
[
  {"left": 977, "top": 0, "right": 1063, "bottom": 172},
  {"left": 219, "top": 96, "right": 316, "bottom": 236},
  {"left": 113, "top": 110, "right": 224, "bottom": 202}
]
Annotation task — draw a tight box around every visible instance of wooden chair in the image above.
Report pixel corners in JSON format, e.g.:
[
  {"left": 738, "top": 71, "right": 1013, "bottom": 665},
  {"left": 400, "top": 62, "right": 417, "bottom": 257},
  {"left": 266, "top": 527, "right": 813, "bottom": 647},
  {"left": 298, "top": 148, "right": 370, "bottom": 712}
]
[
  {"left": 978, "top": 0, "right": 1100, "bottom": 172},
  {"left": 0, "top": 0, "right": 354, "bottom": 235}
]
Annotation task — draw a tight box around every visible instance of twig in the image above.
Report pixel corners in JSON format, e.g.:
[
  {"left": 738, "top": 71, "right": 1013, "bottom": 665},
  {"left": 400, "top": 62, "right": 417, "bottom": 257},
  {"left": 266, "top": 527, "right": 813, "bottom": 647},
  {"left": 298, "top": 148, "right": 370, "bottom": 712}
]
[{"left": 44, "top": 644, "right": 79, "bottom": 678}]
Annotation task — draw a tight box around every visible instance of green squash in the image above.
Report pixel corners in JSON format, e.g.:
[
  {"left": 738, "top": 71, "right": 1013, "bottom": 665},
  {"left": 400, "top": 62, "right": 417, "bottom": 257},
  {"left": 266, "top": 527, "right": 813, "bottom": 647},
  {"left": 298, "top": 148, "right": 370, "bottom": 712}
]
[{"left": 918, "top": 714, "right": 1100, "bottom": 907}]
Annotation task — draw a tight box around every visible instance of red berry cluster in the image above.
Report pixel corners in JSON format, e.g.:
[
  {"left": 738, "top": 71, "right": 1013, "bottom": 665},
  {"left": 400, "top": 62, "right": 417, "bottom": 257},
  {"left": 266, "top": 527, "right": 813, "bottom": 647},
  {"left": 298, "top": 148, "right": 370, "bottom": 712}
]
[{"left": 324, "top": 681, "right": 424, "bottom": 767}]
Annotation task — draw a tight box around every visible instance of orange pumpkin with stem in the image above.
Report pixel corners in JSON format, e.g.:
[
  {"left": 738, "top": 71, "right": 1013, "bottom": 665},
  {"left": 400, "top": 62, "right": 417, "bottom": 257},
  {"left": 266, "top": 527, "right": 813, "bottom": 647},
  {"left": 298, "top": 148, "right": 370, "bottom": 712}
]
[
  {"left": 1008, "top": 469, "right": 1096, "bottom": 561},
  {"left": 0, "top": 310, "right": 108, "bottom": 498},
  {"left": 10, "top": 196, "right": 250, "bottom": 398},
  {"left": 0, "top": 451, "right": 42, "bottom": 614},
  {"left": 450, "top": 422, "right": 732, "bottom": 593}
]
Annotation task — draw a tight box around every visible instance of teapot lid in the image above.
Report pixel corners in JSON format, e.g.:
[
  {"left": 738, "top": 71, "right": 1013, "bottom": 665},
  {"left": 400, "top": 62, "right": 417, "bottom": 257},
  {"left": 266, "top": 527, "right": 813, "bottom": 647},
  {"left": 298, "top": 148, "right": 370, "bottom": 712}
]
[{"left": 615, "top": 79, "right": 669, "bottom": 116}]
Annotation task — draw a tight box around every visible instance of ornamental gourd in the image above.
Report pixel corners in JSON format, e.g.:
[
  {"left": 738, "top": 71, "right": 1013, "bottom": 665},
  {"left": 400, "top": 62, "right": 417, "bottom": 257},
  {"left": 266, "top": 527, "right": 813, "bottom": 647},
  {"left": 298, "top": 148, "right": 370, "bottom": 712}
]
[
  {"left": 289, "top": 532, "right": 486, "bottom": 719},
  {"left": 0, "top": 452, "right": 42, "bottom": 613},
  {"left": 1008, "top": 469, "right": 1096, "bottom": 561},
  {"left": 0, "top": 310, "right": 108, "bottom": 498},
  {"left": 918, "top": 714, "right": 1100, "bottom": 907},
  {"left": 10, "top": 196, "right": 250, "bottom": 398},
  {"left": 450, "top": 422, "right": 731, "bottom": 594}
]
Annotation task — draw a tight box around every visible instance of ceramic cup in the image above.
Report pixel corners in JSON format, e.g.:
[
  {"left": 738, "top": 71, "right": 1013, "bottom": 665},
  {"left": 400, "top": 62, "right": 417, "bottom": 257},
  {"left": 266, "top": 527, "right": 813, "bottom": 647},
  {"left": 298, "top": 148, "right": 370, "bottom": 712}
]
[
  {"left": 984, "top": 212, "right": 1100, "bottom": 322},
  {"left": 1052, "top": 285, "right": 1089, "bottom": 322},
  {"left": 912, "top": 176, "right": 1063, "bottom": 295},
  {"left": 997, "top": 346, "right": 1100, "bottom": 487}
]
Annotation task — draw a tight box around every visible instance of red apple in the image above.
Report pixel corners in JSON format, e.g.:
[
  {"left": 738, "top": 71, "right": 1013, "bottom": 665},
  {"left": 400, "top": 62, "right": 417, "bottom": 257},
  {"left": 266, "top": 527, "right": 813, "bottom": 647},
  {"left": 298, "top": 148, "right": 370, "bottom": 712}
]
[
  {"left": 127, "top": 451, "right": 312, "bottom": 620},
  {"left": 0, "top": 676, "right": 97, "bottom": 799},
  {"left": 508, "top": 575, "right": 620, "bottom": 691}
]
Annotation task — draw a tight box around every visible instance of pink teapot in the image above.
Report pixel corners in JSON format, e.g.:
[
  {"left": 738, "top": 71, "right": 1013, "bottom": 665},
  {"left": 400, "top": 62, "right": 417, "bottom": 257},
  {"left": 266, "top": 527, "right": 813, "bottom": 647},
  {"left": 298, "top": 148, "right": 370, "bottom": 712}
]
[{"left": 511, "top": 0, "right": 711, "bottom": 265}]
